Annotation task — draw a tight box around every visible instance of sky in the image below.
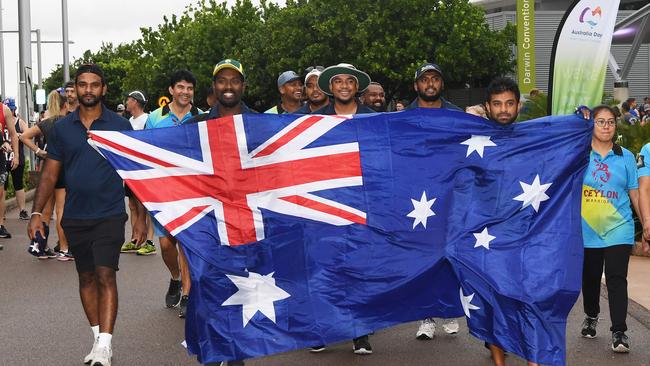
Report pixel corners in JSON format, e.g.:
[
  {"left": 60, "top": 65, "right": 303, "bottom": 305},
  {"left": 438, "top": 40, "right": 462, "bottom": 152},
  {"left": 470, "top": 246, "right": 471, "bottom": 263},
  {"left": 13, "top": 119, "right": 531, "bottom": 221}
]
[{"left": 0, "top": 0, "right": 202, "bottom": 104}]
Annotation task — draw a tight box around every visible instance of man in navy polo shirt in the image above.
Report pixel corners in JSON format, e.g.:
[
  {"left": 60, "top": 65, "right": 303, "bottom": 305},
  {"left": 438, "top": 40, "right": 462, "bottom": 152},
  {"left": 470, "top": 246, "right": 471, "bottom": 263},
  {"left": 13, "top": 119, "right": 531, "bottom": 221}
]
[
  {"left": 407, "top": 62, "right": 462, "bottom": 112},
  {"left": 28, "top": 63, "right": 147, "bottom": 366}
]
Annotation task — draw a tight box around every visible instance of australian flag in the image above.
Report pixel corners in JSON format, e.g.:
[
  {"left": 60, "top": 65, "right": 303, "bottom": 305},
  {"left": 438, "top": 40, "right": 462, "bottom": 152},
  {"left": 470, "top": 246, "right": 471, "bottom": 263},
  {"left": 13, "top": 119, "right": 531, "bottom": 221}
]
[{"left": 89, "top": 109, "right": 592, "bottom": 365}]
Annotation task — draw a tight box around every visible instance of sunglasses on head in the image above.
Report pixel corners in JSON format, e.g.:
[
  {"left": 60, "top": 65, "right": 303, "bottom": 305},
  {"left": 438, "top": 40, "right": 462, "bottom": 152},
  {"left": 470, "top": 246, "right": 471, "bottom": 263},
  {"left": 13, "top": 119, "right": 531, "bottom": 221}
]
[{"left": 305, "top": 66, "right": 324, "bottom": 73}]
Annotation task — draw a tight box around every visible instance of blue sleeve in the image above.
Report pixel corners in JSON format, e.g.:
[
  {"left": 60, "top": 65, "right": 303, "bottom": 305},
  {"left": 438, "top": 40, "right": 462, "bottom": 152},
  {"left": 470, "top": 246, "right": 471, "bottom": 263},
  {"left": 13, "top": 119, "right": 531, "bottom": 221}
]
[
  {"left": 144, "top": 115, "right": 153, "bottom": 130},
  {"left": 626, "top": 151, "right": 639, "bottom": 190},
  {"left": 638, "top": 144, "right": 650, "bottom": 177},
  {"left": 46, "top": 124, "right": 63, "bottom": 161}
]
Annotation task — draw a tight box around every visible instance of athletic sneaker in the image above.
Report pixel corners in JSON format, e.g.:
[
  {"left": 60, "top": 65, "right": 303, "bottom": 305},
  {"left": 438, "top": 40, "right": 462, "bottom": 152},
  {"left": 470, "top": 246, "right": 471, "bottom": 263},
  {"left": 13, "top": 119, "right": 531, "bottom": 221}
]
[
  {"left": 442, "top": 319, "right": 459, "bottom": 334},
  {"left": 120, "top": 240, "right": 138, "bottom": 253},
  {"left": 43, "top": 247, "right": 57, "bottom": 259},
  {"left": 352, "top": 335, "right": 372, "bottom": 355},
  {"left": 416, "top": 318, "right": 436, "bottom": 340},
  {"left": 136, "top": 241, "right": 156, "bottom": 256},
  {"left": 310, "top": 345, "right": 326, "bottom": 353},
  {"left": 611, "top": 331, "right": 630, "bottom": 353},
  {"left": 179, "top": 295, "right": 189, "bottom": 318},
  {"left": 581, "top": 316, "right": 598, "bottom": 338},
  {"left": 84, "top": 337, "right": 98, "bottom": 364},
  {"left": 56, "top": 250, "right": 74, "bottom": 261},
  {"left": 19, "top": 210, "right": 29, "bottom": 220},
  {"left": 0, "top": 225, "right": 12, "bottom": 238},
  {"left": 91, "top": 345, "right": 112, "bottom": 366},
  {"left": 166, "top": 279, "right": 182, "bottom": 308}
]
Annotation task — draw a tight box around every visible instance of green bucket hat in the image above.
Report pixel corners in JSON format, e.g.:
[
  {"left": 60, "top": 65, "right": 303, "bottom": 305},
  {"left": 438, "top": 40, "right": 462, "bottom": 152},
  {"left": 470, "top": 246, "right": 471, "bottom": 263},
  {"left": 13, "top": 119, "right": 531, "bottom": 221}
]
[{"left": 317, "top": 63, "right": 371, "bottom": 96}]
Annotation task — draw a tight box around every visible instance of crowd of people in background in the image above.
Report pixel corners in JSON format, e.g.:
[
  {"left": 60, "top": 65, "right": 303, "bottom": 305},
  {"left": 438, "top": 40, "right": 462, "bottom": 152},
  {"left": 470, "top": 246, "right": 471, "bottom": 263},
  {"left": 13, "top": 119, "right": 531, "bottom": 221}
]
[{"left": 0, "top": 58, "right": 648, "bottom": 366}]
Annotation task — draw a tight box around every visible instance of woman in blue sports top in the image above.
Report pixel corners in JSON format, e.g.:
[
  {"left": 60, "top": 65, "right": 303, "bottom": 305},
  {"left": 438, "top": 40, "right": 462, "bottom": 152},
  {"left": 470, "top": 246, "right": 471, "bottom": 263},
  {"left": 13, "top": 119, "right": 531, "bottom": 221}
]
[{"left": 580, "top": 105, "right": 640, "bottom": 354}]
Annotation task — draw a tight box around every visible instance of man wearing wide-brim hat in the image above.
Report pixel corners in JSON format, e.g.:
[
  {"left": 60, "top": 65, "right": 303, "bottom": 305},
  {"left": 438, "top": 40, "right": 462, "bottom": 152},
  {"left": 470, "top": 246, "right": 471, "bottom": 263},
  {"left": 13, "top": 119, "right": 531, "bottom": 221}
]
[{"left": 312, "top": 63, "right": 375, "bottom": 116}]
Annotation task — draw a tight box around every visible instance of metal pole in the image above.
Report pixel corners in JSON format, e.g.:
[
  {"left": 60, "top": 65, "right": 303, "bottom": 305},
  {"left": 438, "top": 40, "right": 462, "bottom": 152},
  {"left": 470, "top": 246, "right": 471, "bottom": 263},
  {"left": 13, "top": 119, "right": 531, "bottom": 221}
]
[
  {"left": 62, "top": 0, "right": 69, "bottom": 82},
  {"left": 18, "top": 0, "right": 32, "bottom": 123},
  {"left": 35, "top": 29, "right": 41, "bottom": 88},
  {"left": 0, "top": 0, "right": 5, "bottom": 98}
]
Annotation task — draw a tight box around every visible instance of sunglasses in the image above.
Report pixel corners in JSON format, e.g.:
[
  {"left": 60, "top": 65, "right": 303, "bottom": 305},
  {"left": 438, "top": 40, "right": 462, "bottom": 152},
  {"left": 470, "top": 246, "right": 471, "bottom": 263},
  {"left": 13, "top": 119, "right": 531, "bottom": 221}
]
[{"left": 305, "top": 66, "right": 324, "bottom": 73}]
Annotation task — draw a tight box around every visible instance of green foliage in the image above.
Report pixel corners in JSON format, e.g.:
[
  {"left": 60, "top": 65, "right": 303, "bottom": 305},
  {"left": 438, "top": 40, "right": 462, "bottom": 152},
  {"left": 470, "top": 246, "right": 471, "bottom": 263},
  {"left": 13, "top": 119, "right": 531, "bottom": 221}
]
[
  {"left": 518, "top": 93, "right": 548, "bottom": 121},
  {"left": 42, "top": 0, "right": 515, "bottom": 112}
]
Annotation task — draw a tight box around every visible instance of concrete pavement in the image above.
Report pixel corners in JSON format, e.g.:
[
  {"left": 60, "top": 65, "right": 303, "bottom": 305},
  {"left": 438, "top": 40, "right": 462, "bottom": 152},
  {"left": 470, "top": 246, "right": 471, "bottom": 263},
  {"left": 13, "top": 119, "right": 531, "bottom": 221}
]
[{"left": 1, "top": 204, "right": 650, "bottom": 365}]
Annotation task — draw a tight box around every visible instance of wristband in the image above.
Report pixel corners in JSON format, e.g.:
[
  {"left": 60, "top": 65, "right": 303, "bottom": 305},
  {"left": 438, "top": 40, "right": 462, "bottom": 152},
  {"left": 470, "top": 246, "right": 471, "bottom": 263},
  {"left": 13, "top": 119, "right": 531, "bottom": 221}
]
[{"left": 30, "top": 212, "right": 42, "bottom": 217}]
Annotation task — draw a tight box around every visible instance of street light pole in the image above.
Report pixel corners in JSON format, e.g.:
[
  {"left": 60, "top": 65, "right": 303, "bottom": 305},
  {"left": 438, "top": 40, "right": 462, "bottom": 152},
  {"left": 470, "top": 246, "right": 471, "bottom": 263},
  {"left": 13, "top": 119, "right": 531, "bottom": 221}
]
[
  {"left": 17, "top": 0, "right": 32, "bottom": 123},
  {"left": 62, "top": 0, "right": 69, "bottom": 82},
  {"left": 0, "top": 0, "right": 5, "bottom": 98}
]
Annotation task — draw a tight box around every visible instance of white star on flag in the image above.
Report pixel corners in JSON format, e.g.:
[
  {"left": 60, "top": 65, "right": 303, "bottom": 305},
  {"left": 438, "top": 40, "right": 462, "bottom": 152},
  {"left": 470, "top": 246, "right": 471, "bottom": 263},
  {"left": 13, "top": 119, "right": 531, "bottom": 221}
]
[
  {"left": 222, "top": 271, "right": 291, "bottom": 327},
  {"left": 460, "top": 135, "right": 496, "bottom": 158},
  {"left": 473, "top": 227, "right": 496, "bottom": 250},
  {"left": 407, "top": 191, "right": 436, "bottom": 229},
  {"left": 460, "top": 288, "right": 481, "bottom": 318},
  {"left": 513, "top": 174, "right": 552, "bottom": 212}
]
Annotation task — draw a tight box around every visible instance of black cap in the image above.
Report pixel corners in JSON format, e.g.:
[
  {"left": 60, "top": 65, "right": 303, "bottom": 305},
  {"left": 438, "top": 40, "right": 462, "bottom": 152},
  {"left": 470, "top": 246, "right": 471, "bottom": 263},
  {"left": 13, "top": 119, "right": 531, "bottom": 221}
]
[{"left": 414, "top": 63, "right": 444, "bottom": 81}]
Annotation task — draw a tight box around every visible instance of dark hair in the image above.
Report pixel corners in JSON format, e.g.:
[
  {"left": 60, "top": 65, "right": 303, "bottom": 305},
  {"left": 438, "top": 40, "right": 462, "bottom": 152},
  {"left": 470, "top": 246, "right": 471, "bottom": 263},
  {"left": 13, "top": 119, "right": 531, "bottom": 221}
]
[
  {"left": 64, "top": 81, "right": 75, "bottom": 89},
  {"left": 621, "top": 102, "right": 630, "bottom": 112},
  {"left": 485, "top": 77, "right": 520, "bottom": 103},
  {"left": 626, "top": 97, "right": 635, "bottom": 104},
  {"left": 170, "top": 70, "right": 196, "bottom": 88},
  {"left": 74, "top": 63, "right": 106, "bottom": 85},
  {"left": 592, "top": 104, "right": 617, "bottom": 119}
]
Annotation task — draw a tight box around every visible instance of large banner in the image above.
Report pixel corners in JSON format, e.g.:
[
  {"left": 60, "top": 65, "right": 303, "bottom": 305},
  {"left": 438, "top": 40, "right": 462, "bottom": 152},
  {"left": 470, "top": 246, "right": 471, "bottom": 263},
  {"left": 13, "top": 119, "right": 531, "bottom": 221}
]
[
  {"left": 549, "top": 0, "right": 620, "bottom": 115},
  {"left": 90, "top": 110, "right": 591, "bottom": 365},
  {"left": 517, "top": 0, "right": 536, "bottom": 93}
]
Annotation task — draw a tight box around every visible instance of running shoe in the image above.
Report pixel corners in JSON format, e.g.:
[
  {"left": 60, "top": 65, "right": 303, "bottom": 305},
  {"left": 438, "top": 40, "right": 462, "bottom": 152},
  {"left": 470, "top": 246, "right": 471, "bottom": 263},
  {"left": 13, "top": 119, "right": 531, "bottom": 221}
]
[
  {"left": 120, "top": 240, "right": 138, "bottom": 253},
  {"left": 165, "top": 279, "right": 182, "bottom": 308},
  {"left": 0, "top": 225, "right": 12, "bottom": 238},
  {"left": 310, "top": 345, "right": 326, "bottom": 353},
  {"left": 416, "top": 318, "right": 436, "bottom": 340},
  {"left": 56, "top": 250, "right": 74, "bottom": 261},
  {"left": 84, "top": 337, "right": 98, "bottom": 364},
  {"left": 442, "top": 319, "right": 459, "bottom": 334},
  {"left": 352, "top": 335, "right": 372, "bottom": 355},
  {"left": 19, "top": 210, "right": 29, "bottom": 220},
  {"left": 581, "top": 316, "right": 598, "bottom": 338},
  {"left": 611, "top": 331, "right": 630, "bottom": 353},
  {"left": 179, "top": 295, "right": 189, "bottom": 318},
  {"left": 91, "top": 345, "right": 112, "bottom": 366},
  {"left": 43, "top": 247, "right": 57, "bottom": 259},
  {"left": 135, "top": 241, "right": 156, "bottom": 256}
]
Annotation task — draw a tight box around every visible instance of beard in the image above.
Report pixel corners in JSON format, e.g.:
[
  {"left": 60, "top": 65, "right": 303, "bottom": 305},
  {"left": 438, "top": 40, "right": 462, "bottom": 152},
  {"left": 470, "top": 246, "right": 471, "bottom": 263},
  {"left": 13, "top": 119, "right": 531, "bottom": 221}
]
[
  {"left": 369, "top": 103, "right": 385, "bottom": 112},
  {"left": 417, "top": 89, "right": 441, "bottom": 102},
  {"left": 79, "top": 94, "right": 101, "bottom": 107},
  {"left": 217, "top": 94, "right": 240, "bottom": 108}
]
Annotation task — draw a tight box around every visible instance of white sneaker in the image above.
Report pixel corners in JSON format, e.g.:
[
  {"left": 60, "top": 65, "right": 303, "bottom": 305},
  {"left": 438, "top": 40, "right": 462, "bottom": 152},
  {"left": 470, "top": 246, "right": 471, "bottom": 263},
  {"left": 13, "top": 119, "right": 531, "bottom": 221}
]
[
  {"left": 84, "top": 337, "right": 98, "bottom": 364},
  {"left": 416, "top": 318, "right": 435, "bottom": 340},
  {"left": 91, "top": 346, "right": 112, "bottom": 366},
  {"left": 442, "top": 319, "right": 459, "bottom": 334}
]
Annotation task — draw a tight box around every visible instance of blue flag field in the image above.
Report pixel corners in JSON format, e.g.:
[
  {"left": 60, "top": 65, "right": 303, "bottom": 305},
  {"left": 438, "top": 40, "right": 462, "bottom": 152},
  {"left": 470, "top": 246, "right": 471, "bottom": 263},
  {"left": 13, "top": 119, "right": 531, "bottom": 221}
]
[{"left": 90, "top": 109, "right": 592, "bottom": 365}]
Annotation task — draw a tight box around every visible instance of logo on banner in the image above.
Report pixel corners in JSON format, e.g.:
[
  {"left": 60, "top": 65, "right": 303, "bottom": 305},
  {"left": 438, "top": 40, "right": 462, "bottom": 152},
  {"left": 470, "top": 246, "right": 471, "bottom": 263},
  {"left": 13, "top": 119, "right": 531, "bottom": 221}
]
[{"left": 579, "top": 6, "right": 602, "bottom": 28}]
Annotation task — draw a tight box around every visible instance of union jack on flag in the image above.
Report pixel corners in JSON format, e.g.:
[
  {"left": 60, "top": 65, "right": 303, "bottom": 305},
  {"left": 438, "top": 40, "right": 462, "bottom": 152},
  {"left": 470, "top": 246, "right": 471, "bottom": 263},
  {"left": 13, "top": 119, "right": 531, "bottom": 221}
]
[{"left": 89, "top": 114, "right": 367, "bottom": 246}]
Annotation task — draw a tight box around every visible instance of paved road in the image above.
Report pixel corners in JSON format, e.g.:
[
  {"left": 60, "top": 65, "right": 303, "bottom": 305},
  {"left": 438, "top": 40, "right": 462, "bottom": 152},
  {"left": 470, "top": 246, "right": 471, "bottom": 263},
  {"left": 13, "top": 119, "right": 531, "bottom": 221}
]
[{"left": 1, "top": 209, "right": 649, "bottom": 365}]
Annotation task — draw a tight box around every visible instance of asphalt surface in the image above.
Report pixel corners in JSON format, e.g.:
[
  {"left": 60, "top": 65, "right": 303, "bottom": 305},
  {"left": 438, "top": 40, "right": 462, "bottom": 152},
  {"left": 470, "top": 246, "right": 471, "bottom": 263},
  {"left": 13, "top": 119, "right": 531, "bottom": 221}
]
[{"left": 1, "top": 208, "right": 650, "bottom": 366}]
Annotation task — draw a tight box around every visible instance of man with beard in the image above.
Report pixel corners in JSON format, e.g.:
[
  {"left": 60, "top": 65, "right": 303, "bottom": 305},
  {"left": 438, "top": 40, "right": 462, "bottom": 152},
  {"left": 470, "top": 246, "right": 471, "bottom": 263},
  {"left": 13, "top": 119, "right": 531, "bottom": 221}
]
[
  {"left": 484, "top": 76, "right": 521, "bottom": 125},
  {"left": 410, "top": 62, "right": 462, "bottom": 342},
  {"left": 406, "top": 62, "right": 461, "bottom": 112},
  {"left": 64, "top": 80, "right": 79, "bottom": 114},
  {"left": 28, "top": 63, "right": 147, "bottom": 366},
  {"left": 313, "top": 63, "right": 374, "bottom": 116},
  {"left": 186, "top": 58, "right": 252, "bottom": 366},
  {"left": 296, "top": 66, "right": 329, "bottom": 114},
  {"left": 142, "top": 70, "right": 201, "bottom": 318},
  {"left": 265, "top": 70, "right": 303, "bottom": 114},
  {"left": 360, "top": 82, "right": 386, "bottom": 112}
]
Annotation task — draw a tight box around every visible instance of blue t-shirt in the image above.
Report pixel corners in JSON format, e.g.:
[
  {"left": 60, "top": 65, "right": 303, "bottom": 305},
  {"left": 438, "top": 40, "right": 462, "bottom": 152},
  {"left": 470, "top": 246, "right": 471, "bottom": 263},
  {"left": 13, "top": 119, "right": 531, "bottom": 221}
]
[
  {"left": 581, "top": 144, "right": 638, "bottom": 248},
  {"left": 145, "top": 104, "right": 201, "bottom": 129},
  {"left": 47, "top": 106, "right": 132, "bottom": 219}
]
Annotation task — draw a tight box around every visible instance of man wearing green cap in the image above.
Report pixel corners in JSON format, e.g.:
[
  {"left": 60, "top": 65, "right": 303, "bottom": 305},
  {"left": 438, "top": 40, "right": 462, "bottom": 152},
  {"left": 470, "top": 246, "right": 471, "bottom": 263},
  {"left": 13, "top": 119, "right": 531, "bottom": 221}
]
[
  {"left": 187, "top": 58, "right": 256, "bottom": 124},
  {"left": 312, "top": 63, "right": 375, "bottom": 116}
]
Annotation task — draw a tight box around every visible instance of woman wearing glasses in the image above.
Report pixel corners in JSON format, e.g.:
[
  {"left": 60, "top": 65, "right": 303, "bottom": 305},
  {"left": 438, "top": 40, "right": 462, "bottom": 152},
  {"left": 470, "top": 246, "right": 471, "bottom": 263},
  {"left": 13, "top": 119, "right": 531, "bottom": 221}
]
[{"left": 580, "top": 105, "right": 640, "bottom": 353}]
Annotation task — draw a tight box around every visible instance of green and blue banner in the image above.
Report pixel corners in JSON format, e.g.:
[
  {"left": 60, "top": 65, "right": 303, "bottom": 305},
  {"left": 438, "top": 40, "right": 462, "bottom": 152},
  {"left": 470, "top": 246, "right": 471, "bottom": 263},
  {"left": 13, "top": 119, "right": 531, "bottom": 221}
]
[
  {"left": 517, "top": 0, "right": 536, "bottom": 94},
  {"left": 549, "top": 0, "right": 620, "bottom": 115}
]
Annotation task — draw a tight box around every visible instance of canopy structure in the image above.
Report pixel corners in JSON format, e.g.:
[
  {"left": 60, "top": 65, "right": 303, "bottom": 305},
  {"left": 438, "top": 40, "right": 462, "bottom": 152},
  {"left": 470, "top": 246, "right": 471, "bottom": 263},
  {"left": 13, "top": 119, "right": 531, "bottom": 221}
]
[{"left": 610, "top": 3, "right": 650, "bottom": 82}]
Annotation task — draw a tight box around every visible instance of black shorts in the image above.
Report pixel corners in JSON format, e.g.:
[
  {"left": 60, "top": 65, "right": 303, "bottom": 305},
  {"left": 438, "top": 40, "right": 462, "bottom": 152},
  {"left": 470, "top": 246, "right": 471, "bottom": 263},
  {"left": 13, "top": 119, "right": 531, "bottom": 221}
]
[
  {"left": 55, "top": 170, "right": 65, "bottom": 190},
  {"left": 61, "top": 213, "right": 128, "bottom": 273},
  {"left": 5, "top": 163, "right": 24, "bottom": 190}
]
